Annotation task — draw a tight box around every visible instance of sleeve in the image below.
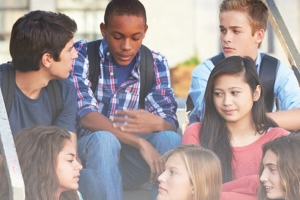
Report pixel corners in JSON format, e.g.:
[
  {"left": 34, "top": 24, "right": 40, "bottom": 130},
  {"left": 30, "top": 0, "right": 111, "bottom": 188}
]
[
  {"left": 274, "top": 60, "right": 300, "bottom": 110},
  {"left": 182, "top": 122, "right": 201, "bottom": 145},
  {"left": 68, "top": 40, "right": 99, "bottom": 122},
  {"left": 188, "top": 60, "right": 214, "bottom": 123},
  {"left": 145, "top": 51, "right": 179, "bottom": 129},
  {"left": 221, "top": 175, "right": 259, "bottom": 200},
  {"left": 53, "top": 80, "right": 77, "bottom": 133}
]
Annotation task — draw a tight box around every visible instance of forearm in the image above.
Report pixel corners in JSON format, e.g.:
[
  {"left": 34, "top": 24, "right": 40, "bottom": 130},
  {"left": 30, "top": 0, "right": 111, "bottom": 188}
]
[
  {"left": 267, "top": 109, "right": 300, "bottom": 130},
  {"left": 81, "top": 111, "right": 148, "bottom": 149}
]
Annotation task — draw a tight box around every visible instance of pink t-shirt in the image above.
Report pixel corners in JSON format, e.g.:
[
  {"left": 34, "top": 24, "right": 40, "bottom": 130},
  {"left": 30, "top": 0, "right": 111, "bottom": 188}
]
[{"left": 182, "top": 122, "right": 289, "bottom": 200}]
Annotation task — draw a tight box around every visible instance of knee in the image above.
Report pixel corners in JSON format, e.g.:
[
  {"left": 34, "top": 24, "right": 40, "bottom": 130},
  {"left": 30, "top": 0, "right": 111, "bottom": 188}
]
[
  {"left": 83, "top": 131, "right": 121, "bottom": 151},
  {"left": 151, "top": 131, "right": 182, "bottom": 153}
]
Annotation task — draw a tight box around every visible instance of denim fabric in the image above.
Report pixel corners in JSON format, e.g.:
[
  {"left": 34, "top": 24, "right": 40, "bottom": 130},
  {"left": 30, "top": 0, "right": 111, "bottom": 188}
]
[
  {"left": 78, "top": 130, "right": 181, "bottom": 200},
  {"left": 78, "top": 168, "right": 107, "bottom": 200}
]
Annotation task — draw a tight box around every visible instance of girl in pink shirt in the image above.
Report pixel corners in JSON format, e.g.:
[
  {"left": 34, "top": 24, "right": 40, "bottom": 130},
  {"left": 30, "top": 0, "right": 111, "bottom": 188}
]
[{"left": 183, "top": 56, "right": 289, "bottom": 199}]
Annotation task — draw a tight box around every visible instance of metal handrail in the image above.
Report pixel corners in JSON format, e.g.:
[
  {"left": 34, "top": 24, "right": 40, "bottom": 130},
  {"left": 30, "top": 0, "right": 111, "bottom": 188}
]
[
  {"left": 264, "top": 0, "right": 300, "bottom": 70},
  {"left": 0, "top": 89, "right": 25, "bottom": 200}
]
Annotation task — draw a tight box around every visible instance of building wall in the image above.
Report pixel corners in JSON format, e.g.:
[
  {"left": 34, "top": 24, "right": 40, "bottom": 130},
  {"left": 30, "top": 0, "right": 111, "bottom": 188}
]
[{"left": 0, "top": 0, "right": 299, "bottom": 68}]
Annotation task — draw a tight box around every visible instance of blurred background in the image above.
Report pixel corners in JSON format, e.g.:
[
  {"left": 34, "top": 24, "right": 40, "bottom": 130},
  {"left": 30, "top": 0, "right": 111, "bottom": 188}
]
[{"left": 0, "top": 0, "right": 299, "bottom": 101}]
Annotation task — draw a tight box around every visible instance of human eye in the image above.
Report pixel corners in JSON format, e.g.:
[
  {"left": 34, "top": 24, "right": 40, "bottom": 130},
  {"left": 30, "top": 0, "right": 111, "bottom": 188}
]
[
  {"left": 220, "top": 28, "right": 226, "bottom": 33},
  {"left": 231, "top": 91, "right": 239, "bottom": 95},
  {"left": 113, "top": 34, "right": 122, "bottom": 40},
  {"left": 170, "top": 170, "right": 176, "bottom": 175},
  {"left": 214, "top": 91, "right": 223, "bottom": 97},
  {"left": 68, "top": 159, "right": 74, "bottom": 163},
  {"left": 233, "top": 29, "right": 240, "bottom": 34}
]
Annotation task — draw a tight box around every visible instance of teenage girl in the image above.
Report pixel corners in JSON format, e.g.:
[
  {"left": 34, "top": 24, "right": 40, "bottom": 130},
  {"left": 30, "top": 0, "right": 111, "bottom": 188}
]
[
  {"left": 183, "top": 56, "right": 289, "bottom": 199},
  {"left": 157, "top": 144, "right": 222, "bottom": 200},
  {"left": 259, "top": 133, "right": 300, "bottom": 200},
  {"left": 0, "top": 126, "right": 83, "bottom": 200}
]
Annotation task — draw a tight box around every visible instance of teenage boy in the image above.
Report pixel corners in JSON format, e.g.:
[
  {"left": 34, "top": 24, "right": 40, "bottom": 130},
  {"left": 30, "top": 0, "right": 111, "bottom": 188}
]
[
  {"left": 188, "top": 0, "right": 300, "bottom": 124},
  {"left": 0, "top": 10, "right": 104, "bottom": 200},
  {"left": 69, "top": 0, "right": 181, "bottom": 199}
]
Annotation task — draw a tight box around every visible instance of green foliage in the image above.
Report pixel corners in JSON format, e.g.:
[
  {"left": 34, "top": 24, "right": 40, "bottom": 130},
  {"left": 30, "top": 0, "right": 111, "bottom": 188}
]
[{"left": 179, "top": 56, "right": 201, "bottom": 67}]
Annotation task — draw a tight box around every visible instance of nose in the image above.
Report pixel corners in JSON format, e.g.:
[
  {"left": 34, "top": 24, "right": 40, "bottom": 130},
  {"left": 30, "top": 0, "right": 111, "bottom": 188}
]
[
  {"left": 72, "top": 47, "right": 78, "bottom": 59},
  {"left": 222, "top": 94, "right": 233, "bottom": 106},
  {"left": 260, "top": 169, "right": 268, "bottom": 183},
  {"left": 157, "top": 170, "right": 166, "bottom": 183},
  {"left": 75, "top": 159, "right": 83, "bottom": 171},
  {"left": 223, "top": 32, "right": 232, "bottom": 43},
  {"left": 121, "top": 38, "right": 132, "bottom": 51}
]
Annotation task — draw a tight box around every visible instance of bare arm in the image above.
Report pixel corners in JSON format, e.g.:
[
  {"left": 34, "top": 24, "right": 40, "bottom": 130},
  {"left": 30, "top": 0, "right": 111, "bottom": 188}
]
[{"left": 267, "top": 109, "right": 300, "bottom": 130}]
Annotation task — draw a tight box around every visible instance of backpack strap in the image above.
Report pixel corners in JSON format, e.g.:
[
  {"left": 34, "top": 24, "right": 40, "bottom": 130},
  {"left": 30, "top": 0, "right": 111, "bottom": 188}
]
[
  {"left": 210, "top": 52, "right": 225, "bottom": 66},
  {"left": 87, "top": 39, "right": 102, "bottom": 93},
  {"left": 185, "top": 52, "right": 225, "bottom": 121},
  {"left": 0, "top": 62, "right": 62, "bottom": 124},
  {"left": 46, "top": 80, "right": 63, "bottom": 125},
  {"left": 139, "top": 45, "right": 154, "bottom": 109},
  {"left": 259, "top": 54, "right": 278, "bottom": 112},
  {"left": 1, "top": 63, "right": 15, "bottom": 115}
]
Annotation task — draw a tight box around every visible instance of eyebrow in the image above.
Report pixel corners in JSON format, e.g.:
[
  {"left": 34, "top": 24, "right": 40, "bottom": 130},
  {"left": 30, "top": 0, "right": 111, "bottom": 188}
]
[
  {"left": 219, "top": 25, "right": 242, "bottom": 29},
  {"left": 264, "top": 163, "right": 277, "bottom": 167},
  {"left": 214, "top": 87, "right": 242, "bottom": 90},
  {"left": 113, "top": 31, "right": 142, "bottom": 36},
  {"left": 65, "top": 153, "right": 75, "bottom": 157}
]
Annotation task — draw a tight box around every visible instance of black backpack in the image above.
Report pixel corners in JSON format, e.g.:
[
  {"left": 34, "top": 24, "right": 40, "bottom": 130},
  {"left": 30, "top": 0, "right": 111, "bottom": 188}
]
[
  {"left": 87, "top": 40, "right": 154, "bottom": 109},
  {"left": 185, "top": 53, "right": 288, "bottom": 122},
  {"left": 0, "top": 63, "right": 62, "bottom": 124}
]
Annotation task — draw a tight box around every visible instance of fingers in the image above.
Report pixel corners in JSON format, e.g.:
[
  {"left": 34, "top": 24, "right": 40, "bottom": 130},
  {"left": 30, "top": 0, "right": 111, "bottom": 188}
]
[{"left": 149, "top": 156, "right": 164, "bottom": 184}]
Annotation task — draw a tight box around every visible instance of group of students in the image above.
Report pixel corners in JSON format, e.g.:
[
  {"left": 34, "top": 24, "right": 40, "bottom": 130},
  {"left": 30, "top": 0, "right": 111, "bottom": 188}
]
[{"left": 0, "top": 0, "right": 300, "bottom": 199}]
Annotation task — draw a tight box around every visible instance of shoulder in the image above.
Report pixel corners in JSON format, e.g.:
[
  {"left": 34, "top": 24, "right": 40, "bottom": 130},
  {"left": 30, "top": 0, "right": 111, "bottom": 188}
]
[
  {"left": 74, "top": 39, "right": 88, "bottom": 60},
  {"left": 57, "top": 79, "right": 76, "bottom": 97},
  {"left": 265, "top": 127, "right": 289, "bottom": 139},
  {"left": 182, "top": 122, "right": 201, "bottom": 145}
]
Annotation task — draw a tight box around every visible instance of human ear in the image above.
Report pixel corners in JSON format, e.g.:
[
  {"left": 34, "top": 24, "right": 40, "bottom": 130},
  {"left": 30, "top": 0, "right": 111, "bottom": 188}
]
[
  {"left": 100, "top": 23, "right": 106, "bottom": 38},
  {"left": 41, "top": 53, "right": 51, "bottom": 68},
  {"left": 253, "top": 85, "right": 262, "bottom": 101},
  {"left": 255, "top": 29, "right": 265, "bottom": 45}
]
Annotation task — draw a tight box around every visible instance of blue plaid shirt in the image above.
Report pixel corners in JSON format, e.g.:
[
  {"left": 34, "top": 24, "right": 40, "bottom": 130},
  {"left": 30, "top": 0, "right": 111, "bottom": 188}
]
[{"left": 69, "top": 39, "right": 178, "bottom": 138}]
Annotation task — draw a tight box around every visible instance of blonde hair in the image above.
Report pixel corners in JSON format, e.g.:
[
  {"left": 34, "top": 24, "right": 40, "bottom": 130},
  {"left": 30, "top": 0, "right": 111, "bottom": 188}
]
[
  {"left": 219, "top": 0, "right": 268, "bottom": 35},
  {"left": 164, "top": 145, "right": 222, "bottom": 200}
]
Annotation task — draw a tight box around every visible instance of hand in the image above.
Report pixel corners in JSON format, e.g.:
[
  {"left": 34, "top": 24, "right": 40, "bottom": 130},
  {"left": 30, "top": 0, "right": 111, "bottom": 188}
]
[
  {"left": 112, "top": 109, "right": 163, "bottom": 134},
  {"left": 138, "top": 140, "right": 164, "bottom": 184}
]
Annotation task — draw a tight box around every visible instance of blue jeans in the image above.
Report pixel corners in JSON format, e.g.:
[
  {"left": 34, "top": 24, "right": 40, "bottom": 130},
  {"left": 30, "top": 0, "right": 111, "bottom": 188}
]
[
  {"left": 78, "top": 169, "right": 106, "bottom": 200},
  {"left": 77, "top": 131, "right": 181, "bottom": 200}
]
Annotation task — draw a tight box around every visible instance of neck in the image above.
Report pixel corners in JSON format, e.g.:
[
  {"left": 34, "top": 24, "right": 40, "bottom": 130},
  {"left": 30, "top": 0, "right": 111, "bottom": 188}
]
[
  {"left": 226, "top": 116, "right": 261, "bottom": 147},
  {"left": 15, "top": 70, "right": 51, "bottom": 99}
]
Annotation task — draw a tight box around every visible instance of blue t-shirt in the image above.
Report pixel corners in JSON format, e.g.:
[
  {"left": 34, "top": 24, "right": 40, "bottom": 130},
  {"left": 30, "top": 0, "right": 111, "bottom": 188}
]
[{"left": 0, "top": 71, "right": 77, "bottom": 136}]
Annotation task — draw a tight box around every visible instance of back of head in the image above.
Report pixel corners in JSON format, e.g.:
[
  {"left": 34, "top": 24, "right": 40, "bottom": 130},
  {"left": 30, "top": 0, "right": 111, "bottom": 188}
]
[
  {"left": 219, "top": 0, "right": 268, "bottom": 34},
  {"left": 104, "top": 0, "right": 147, "bottom": 25},
  {"left": 164, "top": 145, "right": 222, "bottom": 200},
  {"left": 258, "top": 133, "right": 300, "bottom": 200},
  {"left": 10, "top": 10, "right": 77, "bottom": 72},
  {"left": 0, "top": 126, "right": 78, "bottom": 200}
]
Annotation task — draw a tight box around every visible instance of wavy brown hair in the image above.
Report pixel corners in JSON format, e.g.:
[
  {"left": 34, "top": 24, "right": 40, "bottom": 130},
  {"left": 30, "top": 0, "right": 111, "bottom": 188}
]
[
  {"left": 258, "top": 133, "right": 300, "bottom": 200},
  {"left": 0, "top": 126, "right": 79, "bottom": 200}
]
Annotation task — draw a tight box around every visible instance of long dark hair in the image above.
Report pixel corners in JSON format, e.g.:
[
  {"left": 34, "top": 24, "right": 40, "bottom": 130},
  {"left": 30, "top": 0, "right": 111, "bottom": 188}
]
[
  {"left": 0, "top": 126, "right": 79, "bottom": 200},
  {"left": 200, "top": 56, "right": 277, "bottom": 183}
]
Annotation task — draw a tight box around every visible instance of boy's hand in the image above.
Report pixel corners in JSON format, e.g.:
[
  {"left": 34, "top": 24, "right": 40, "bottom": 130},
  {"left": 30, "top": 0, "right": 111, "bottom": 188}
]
[
  {"left": 138, "top": 139, "right": 164, "bottom": 184},
  {"left": 112, "top": 109, "right": 164, "bottom": 134}
]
